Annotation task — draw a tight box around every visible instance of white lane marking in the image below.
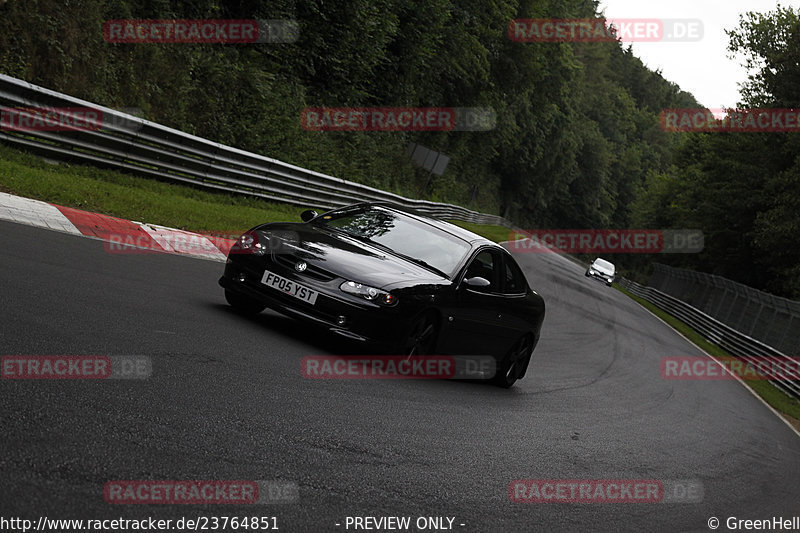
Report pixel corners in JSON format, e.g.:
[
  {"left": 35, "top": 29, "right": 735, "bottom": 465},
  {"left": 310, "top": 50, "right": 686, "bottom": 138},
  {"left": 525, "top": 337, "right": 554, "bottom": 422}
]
[{"left": 625, "top": 292, "right": 800, "bottom": 440}]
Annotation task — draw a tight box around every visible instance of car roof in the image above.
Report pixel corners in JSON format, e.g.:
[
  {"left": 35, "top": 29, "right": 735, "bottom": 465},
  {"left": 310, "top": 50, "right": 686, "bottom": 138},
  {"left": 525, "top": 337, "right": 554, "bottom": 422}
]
[{"left": 593, "top": 258, "right": 615, "bottom": 268}]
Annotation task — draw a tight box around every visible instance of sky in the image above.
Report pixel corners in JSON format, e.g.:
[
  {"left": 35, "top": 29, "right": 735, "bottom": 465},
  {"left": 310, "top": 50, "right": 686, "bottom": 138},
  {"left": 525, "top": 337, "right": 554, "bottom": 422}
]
[{"left": 598, "top": 0, "right": 798, "bottom": 109}]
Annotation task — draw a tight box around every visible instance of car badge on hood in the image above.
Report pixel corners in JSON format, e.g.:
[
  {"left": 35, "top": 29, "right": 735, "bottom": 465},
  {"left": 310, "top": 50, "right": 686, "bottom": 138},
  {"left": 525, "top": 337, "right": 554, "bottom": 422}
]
[{"left": 294, "top": 261, "right": 307, "bottom": 272}]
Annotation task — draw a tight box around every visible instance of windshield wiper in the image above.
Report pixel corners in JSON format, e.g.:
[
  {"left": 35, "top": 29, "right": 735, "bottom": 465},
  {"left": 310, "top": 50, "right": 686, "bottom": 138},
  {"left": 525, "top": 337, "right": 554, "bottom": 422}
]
[
  {"left": 320, "top": 227, "right": 450, "bottom": 278},
  {"left": 402, "top": 256, "right": 450, "bottom": 279},
  {"left": 361, "top": 239, "right": 450, "bottom": 279}
]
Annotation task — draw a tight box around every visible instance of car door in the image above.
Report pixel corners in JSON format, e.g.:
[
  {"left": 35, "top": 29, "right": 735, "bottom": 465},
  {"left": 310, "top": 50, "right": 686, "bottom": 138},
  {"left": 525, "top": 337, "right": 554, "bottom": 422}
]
[
  {"left": 439, "top": 248, "right": 510, "bottom": 356},
  {"left": 495, "top": 251, "right": 537, "bottom": 349}
]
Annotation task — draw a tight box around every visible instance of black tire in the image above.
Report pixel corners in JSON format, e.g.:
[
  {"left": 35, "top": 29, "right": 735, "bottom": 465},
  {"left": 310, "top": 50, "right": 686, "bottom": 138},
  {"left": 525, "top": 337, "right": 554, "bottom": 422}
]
[
  {"left": 493, "top": 334, "right": 533, "bottom": 388},
  {"left": 401, "top": 312, "right": 438, "bottom": 356},
  {"left": 224, "top": 289, "right": 267, "bottom": 315}
]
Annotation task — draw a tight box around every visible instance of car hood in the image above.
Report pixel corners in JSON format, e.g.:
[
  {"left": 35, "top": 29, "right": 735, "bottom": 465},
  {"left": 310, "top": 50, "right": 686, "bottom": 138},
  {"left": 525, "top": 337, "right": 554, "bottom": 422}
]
[{"left": 257, "top": 222, "right": 449, "bottom": 289}]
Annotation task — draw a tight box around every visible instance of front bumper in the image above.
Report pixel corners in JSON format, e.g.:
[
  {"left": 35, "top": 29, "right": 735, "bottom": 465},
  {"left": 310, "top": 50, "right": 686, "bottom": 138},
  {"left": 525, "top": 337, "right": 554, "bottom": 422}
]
[
  {"left": 220, "top": 258, "right": 411, "bottom": 348},
  {"left": 586, "top": 270, "right": 614, "bottom": 284}
]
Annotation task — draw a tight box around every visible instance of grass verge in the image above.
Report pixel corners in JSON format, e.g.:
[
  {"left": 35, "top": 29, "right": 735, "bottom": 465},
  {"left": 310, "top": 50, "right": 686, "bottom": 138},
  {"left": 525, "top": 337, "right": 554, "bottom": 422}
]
[
  {"left": 0, "top": 144, "right": 307, "bottom": 233},
  {"left": 0, "top": 144, "right": 514, "bottom": 242},
  {"left": 616, "top": 284, "right": 800, "bottom": 431},
  {"left": 448, "top": 220, "right": 514, "bottom": 243}
]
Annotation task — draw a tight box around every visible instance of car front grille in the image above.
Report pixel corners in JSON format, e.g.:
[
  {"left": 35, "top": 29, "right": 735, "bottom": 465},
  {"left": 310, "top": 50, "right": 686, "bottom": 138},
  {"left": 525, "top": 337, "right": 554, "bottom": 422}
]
[{"left": 272, "top": 253, "right": 338, "bottom": 282}]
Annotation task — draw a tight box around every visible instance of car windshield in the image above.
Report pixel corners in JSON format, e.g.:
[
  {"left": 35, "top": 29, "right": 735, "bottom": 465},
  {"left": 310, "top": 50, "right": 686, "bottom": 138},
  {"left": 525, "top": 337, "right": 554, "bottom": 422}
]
[
  {"left": 314, "top": 206, "right": 471, "bottom": 276},
  {"left": 594, "top": 258, "right": 615, "bottom": 272}
]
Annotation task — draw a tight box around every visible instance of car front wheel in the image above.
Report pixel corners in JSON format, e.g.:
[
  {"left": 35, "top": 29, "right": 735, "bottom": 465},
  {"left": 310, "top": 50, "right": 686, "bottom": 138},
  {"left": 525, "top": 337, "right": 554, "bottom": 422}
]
[{"left": 401, "top": 312, "right": 438, "bottom": 356}]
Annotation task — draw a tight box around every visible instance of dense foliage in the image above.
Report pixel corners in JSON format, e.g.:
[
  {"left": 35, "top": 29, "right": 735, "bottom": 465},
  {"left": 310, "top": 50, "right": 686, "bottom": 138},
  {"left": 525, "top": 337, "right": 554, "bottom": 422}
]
[
  {"left": 629, "top": 6, "right": 800, "bottom": 298},
  {"left": 0, "top": 1, "right": 797, "bottom": 298}
]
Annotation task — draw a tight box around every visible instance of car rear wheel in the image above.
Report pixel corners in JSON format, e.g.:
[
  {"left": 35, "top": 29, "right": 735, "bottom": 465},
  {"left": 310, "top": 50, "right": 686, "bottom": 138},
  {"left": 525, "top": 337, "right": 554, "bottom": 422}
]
[
  {"left": 224, "top": 289, "right": 267, "bottom": 315},
  {"left": 402, "top": 313, "right": 438, "bottom": 356},
  {"left": 493, "top": 334, "right": 533, "bottom": 388}
]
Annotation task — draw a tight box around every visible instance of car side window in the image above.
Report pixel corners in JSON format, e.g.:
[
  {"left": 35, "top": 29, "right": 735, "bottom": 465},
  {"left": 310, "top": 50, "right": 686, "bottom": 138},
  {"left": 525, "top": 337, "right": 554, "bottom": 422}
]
[
  {"left": 464, "top": 249, "right": 500, "bottom": 292},
  {"left": 502, "top": 256, "right": 528, "bottom": 295}
]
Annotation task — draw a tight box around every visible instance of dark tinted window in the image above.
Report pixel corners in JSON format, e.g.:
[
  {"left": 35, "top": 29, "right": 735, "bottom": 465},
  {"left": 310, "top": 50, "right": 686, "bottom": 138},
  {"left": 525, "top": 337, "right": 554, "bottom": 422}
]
[
  {"left": 503, "top": 256, "right": 528, "bottom": 294},
  {"left": 464, "top": 250, "right": 501, "bottom": 291}
]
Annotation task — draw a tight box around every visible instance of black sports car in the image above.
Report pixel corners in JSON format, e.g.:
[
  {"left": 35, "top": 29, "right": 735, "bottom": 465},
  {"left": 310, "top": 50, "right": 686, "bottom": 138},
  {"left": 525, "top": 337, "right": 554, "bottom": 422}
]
[{"left": 219, "top": 202, "right": 545, "bottom": 387}]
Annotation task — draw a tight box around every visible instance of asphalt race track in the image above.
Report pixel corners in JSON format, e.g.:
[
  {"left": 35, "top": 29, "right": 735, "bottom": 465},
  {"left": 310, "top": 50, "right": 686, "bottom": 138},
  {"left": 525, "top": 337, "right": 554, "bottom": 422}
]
[{"left": 2, "top": 218, "right": 799, "bottom": 532}]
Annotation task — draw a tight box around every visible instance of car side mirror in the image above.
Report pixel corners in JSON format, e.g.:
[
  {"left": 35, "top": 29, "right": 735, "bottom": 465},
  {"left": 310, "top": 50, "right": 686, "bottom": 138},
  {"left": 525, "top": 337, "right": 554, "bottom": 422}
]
[
  {"left": 464, "top": 276, "right": 491, "bottom": 290},
  {"left": 300, "top": 210, "right": 318, "bottom": 222}
]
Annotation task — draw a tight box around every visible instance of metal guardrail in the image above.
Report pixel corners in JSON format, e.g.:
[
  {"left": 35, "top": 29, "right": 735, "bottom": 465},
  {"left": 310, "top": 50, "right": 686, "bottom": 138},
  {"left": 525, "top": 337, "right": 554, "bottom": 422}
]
[
  {"left": 650, "top": 263, "right": 800, "bottom": 356},
  {"left": 0, "top": 74, "right": 513, "bottom": 228},
  {"left": 619, "top": 278, "right": 800, "bottom": 400}
]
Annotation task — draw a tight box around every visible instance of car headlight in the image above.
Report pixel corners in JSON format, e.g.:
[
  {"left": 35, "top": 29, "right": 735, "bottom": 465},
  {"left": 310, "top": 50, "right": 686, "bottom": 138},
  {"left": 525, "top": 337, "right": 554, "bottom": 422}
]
[
  {"left": 339, "top": 281, "right": 397, "bottom": 306},
  {"left": 232, "top": 231, "right": 265, "bottom": 255}
]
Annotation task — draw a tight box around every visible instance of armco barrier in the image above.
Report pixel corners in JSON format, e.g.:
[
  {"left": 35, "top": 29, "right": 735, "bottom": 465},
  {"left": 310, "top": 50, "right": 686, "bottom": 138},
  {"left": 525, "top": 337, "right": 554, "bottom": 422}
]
[
  {"left": 619, "top": 278, "right": 800, "bottom": 400},
  {"left": 0, "top": 74, "right": 512, "bottom": 227},
  {"left": 650, "top": 263, "right": 800, "bottom": 356}
]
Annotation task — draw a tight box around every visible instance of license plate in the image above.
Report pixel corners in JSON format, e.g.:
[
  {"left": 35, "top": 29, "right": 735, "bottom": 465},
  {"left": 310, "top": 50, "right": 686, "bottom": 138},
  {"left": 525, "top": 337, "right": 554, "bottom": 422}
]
[{"left": 261, "top": 270, "right": 318, "bottom": 305}]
